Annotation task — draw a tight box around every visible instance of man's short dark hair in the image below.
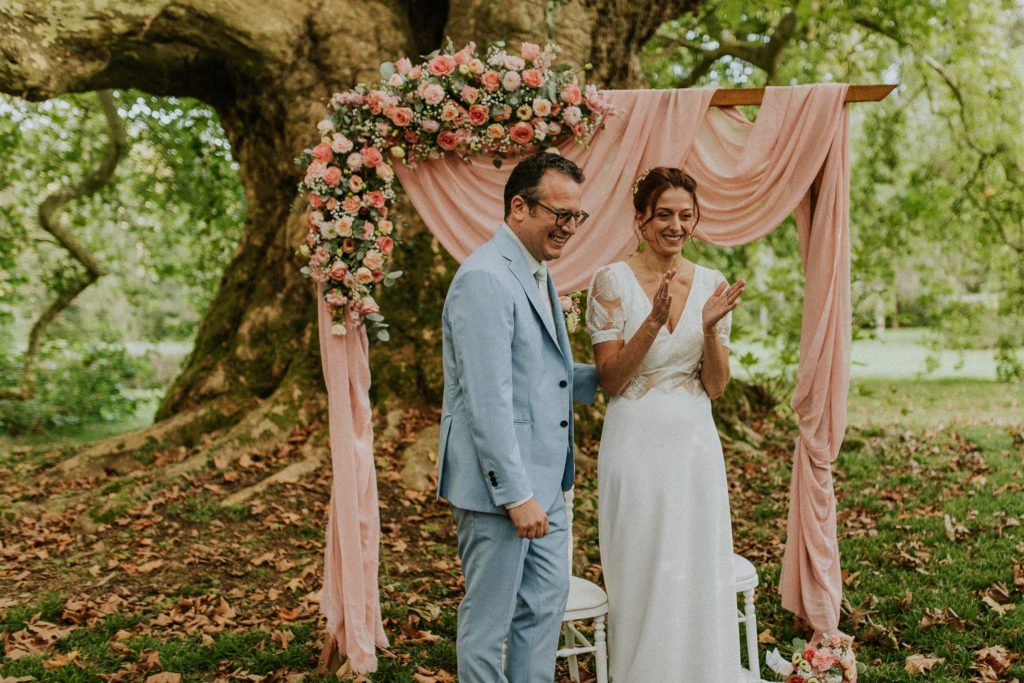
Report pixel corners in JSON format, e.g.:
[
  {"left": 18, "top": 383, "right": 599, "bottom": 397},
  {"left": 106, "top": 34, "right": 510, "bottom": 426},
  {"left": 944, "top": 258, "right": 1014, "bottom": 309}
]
[{"left": 503, "top": 152, "right": 585, "bottom": 218}]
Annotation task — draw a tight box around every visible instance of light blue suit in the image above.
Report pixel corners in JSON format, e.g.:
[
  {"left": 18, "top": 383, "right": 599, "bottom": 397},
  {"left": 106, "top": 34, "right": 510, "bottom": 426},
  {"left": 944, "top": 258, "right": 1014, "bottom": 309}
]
[{"left": 439, "top": 225, "right": 598, "bottom": 683}]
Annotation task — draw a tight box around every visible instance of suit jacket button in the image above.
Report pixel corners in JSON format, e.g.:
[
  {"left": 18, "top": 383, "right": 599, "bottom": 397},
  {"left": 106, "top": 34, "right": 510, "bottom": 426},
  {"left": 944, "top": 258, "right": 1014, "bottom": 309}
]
[
  {"left": 559, "top": 380, "right": 568, "bottom": 388},
  {"left": 560, "top": 420, "right": 568, "bottom": 428}
]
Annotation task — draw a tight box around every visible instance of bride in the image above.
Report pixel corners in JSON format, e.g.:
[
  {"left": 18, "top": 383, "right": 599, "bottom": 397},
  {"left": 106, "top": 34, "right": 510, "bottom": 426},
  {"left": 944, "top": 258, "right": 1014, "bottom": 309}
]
[{"left": 587, "top": 167, "right": 746, "bottom": 681}]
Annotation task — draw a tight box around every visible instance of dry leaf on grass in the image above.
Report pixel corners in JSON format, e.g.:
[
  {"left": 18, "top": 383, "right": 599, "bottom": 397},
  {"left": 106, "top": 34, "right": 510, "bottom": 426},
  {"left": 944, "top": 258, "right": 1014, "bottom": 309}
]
[{"left": 905, "top": 653, "right": 945, "bottom": 674}]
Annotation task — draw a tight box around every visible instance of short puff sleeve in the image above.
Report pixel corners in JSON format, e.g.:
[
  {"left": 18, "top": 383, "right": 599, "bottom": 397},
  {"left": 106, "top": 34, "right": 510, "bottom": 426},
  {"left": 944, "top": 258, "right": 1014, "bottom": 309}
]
[{"left": 586, "top": 265, "right": 626, "bottom": 345}]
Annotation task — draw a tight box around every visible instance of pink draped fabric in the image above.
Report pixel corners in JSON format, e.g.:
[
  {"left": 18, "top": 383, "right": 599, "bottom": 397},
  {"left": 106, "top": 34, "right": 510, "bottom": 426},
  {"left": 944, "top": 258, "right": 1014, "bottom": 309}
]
[
  {"left": 320, "top": 84, "right": 852, "bottom": 670},
  {"left": 317, "top": 298, "right": 388, "bottom": 672}
]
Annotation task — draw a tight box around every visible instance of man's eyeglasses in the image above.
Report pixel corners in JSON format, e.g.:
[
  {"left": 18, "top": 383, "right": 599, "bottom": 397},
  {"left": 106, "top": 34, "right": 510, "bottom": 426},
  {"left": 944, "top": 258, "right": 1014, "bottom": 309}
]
[{"left": 531, "top": 200, "right": 590, "bottom": 229}]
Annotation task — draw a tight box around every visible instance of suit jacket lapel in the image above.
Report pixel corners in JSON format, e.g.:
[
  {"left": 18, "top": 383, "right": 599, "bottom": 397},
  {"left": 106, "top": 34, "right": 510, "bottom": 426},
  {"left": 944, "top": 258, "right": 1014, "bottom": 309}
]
[
  {"left": 494, "top": 229, "right": 560, "bottom": 348},
  {"left": 548, "top": 274, "right": 573, "bottom": 371}
]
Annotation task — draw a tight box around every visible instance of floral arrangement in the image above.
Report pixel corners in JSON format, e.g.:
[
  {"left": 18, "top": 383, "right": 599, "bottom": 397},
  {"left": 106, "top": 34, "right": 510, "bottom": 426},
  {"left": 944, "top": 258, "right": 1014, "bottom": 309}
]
[
  {"left": 296, "top": 40, "right": 614, "bottom": 339},
  {"left": 766, "top": 634, "right": 863, "bottom": 683},
  {"left": 560, "top": 290, "right": 584, "bottom": 333}
]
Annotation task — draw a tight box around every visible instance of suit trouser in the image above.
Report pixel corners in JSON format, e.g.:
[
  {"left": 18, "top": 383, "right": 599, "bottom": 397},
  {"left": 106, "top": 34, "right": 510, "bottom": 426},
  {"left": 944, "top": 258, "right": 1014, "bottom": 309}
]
[{"left": 452, "top": 496, "right": 569, "bottom": 683}]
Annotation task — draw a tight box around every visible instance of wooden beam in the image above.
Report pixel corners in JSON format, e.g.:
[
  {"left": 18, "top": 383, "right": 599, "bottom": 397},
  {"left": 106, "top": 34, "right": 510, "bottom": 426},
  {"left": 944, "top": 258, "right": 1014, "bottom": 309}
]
[{"left": 709, "top": 84, "right": 896, "bottom": 107}]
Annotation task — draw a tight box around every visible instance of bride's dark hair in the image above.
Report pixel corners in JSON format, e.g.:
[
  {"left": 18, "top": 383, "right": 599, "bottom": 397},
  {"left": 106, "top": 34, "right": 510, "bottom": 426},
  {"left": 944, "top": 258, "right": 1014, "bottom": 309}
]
[{"left": 632, "top": 167, "right": 701, "bottom": 233}]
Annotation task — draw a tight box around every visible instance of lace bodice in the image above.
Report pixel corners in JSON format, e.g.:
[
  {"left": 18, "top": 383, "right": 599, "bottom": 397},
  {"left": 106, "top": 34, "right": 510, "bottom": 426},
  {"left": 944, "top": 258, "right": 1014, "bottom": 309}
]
[{"left": 586, "top": 261, "right": 731, "bottom": 400}]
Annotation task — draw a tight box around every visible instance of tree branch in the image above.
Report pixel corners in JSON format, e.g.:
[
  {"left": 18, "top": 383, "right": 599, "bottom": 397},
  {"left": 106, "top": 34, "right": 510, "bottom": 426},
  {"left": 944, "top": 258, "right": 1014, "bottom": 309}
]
[{"left": 6, "top": 90, "right": 128, "bottom": 400}]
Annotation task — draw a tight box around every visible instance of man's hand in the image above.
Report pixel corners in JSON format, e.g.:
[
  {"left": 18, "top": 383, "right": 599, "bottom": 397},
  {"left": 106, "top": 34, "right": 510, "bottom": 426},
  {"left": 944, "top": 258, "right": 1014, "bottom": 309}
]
[{"left": 508, "top": 498, "right": 549, "bottom": 538}]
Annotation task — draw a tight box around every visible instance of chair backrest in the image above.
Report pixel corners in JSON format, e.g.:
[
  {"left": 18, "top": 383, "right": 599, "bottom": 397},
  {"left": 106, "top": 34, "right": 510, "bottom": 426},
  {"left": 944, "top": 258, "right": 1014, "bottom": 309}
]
[{"left": 563, "top": 488, "right": 576, "bottom": 572}]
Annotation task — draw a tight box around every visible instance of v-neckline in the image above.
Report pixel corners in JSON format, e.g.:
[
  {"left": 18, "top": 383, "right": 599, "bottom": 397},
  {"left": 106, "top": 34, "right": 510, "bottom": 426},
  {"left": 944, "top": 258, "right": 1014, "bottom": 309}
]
[{"left": 623, "top": 261, "right": 699, "bottom": 335}]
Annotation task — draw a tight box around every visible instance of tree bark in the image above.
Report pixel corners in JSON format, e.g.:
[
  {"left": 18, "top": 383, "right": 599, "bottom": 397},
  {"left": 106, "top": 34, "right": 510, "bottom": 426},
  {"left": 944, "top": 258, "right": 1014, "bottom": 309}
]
[{"left": 0, "top": 0, "right": 705, "bottom": 442}]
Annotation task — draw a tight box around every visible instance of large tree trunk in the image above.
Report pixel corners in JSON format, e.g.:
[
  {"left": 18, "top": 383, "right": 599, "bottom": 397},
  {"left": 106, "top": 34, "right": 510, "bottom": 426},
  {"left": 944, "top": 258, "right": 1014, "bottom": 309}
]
[{"left": 0, "top": 0, "right": 701, "bottom": 473}]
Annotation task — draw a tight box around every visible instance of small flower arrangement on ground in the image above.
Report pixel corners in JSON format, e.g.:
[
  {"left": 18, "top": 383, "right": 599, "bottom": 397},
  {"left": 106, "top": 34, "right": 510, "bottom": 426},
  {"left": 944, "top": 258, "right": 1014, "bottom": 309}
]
[
  {"left": 766, "top": 633, "right": 864, "bottom": 683},
  {"left": 560, "top": 290, "right": 585, "bottom": 333},
  {"left": 296, "top": 40, "right": 614, "bottom": 339}
]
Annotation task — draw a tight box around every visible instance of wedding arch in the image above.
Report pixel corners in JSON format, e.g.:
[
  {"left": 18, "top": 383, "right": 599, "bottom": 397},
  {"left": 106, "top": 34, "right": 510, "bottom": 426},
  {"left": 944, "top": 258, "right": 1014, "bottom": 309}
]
[{"left": 299, "top": 40, "right": 893, "bottom": 673}]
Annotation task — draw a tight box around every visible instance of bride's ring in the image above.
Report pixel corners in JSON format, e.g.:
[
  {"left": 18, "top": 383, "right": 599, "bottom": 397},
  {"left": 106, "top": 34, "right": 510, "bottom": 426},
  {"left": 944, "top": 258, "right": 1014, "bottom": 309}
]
[{"left": 658, "top": 293, "right": 669, "bottom": 300}]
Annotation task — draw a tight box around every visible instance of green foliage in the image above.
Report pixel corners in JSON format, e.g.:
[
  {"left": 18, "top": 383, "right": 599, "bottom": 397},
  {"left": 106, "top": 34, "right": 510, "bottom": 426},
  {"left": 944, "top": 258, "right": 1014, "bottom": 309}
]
[
  {"left": 0, "top": 339, "right": 157, "bottom": 435},
  {"left": 641, "top": 0, "right": 1024, "bottom": 381}
]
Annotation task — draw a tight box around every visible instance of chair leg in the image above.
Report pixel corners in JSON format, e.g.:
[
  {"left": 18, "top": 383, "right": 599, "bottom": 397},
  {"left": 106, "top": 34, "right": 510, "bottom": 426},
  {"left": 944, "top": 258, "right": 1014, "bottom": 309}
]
[
  {"left": 563, "top": 623, "right": 581, "bottom": 682},
  {"left": 743, "top": 589, "right": 759, "bottom": 681},
  {"left": 594, "top": 615, "right": 608, "bottom": 683}
]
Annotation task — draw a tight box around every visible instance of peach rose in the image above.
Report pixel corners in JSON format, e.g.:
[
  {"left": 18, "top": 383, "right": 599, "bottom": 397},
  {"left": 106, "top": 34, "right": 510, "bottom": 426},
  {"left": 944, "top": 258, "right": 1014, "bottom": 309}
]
[
  {"left": 522, "top": 68, "right": 544, "bottom": 88},
  {"left": 561, "top": 84, "right": 583, "bottom": 105},
  {"left": 469, "top": 104, "right": 489, "bottom": 126},
  {"left": 326, "top": 197, "right": 338, "bottom": 211},
  {"left": 361, "top": 147, "right": 384, "bottom": 167},
  {"left": 322, "top": 166, "right": 342, "bottom": 186},
  {"left": 437, "top": 130, "right": 458, "bottom": 150},
  {"left": 486, "top": 123, "right": 505, "bottom": 139},
  {"left": 328, "top": 261, "right": 349, "bottom": 280},
  {"left": 521, "top": 42, "right": 541, "bottom": 60},
  {"left": 337, "top": 216, "right": 353, "bottom": 236},
  {"left": 453, "top": 44, "right": 475, "bottom": 65},
  {"left": 509, "top": 122, "right": 534, "bottom": 144},
  {"left": 461, "top": 85, "right": 479, "bottom": 104},
  {"left": 408, "top": 65, "right": 422, "bottom": 79},
  {"left": 308, "top": 193, "right": 324, "bottom": 209},
  {"left": 363, "top": 250, "right": 385, "bottom": 270},
  {"left": 428, "top": 55, "right": 456, "bottom": 77},
  {"left": 342, "top": 196, "right": 361, "bottom": 215},
  {"left": 388, "top": 107, "right": 413, "bottom": 127},
  {"left": 378, "top": 236, "right": 394, "bottom": 255},
  {"left": 423, "top": 84, "right": 445, "bottom": 105},
  {"left": 356, "top": 267, "right": 374, "bottom": 284},
  {"left": 532, "top": 97, "right": 552, "bottom": 116},
  {"left": 468, "top": 58, "right": 485, "bottom": 75},
  {"left": 481, "top": 70, "right": 501, "bottom": 92},
  {"left": 365, "top": 190, "right": 386, "bottom": 209},
  {"left": 378, "top": 219, "right": 394, "bottom": 234},
  {"left": 376, "top": 164, "right": 394, "bottom": 181},
  {"left": 359, "top": 296, "right": 380, "bottom": 314},
  {"left": 312, "top": 142, "right": 333, "bottom": 163},
  {"left": 349, "top": 174, "right": 364, "bottom": 192},
  {"left": 441, "top": 102, "right": 460, "bottom": 122}
]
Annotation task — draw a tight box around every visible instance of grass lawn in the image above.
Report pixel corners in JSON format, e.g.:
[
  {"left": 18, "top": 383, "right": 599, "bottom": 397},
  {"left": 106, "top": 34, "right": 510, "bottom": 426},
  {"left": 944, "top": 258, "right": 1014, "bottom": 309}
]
[{"left": 1, "top": 378, "right": 1022, "bottom": 681}]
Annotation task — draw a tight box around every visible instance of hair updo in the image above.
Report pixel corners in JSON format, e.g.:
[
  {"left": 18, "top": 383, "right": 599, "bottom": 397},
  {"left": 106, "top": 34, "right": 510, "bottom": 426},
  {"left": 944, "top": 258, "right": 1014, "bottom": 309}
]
[{"left": 632, "top": 167, "right": 701, "bottom": 233}]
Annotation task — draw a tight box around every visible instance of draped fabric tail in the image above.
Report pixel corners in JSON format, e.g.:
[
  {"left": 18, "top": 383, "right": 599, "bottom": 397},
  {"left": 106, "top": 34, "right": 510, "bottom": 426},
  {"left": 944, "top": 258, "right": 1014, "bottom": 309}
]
[
  {"left": 780, "top": 103, "right": 851, "bottom": 633},
  {"left": 317, "top": 298, "right": 389, "bottom": 673}
]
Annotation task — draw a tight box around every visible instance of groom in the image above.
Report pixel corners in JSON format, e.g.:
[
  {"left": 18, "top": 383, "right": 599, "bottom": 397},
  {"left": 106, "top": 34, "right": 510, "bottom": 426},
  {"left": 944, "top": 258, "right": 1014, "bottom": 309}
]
[{"left": 438, "top": 151, "right": 598, "bottom": 682}]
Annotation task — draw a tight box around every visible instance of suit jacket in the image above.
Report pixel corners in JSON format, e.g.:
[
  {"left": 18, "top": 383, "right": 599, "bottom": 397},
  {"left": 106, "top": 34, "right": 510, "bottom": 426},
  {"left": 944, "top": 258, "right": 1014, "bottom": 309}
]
[{"left": 438, "top": 226, "right": 598, "bottom": 513}]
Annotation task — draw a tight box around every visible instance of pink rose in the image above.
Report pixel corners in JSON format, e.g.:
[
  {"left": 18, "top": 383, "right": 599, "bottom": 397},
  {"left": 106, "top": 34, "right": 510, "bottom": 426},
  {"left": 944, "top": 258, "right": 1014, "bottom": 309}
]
[
  {"left": 378, "top": 219, "right": 394, "bottom": 234},
  {"left": 322, "top": 166, "right": 342, "bottom": 186},
  {"left": 486, "top": 123, "right": 505, "bottom": 139},
  {"left": 356, "top": 267, "right": 374, "bottom": 284},
  {"left": 312, "top": 142, "right": 333, "bottom": 163},
  {"left": 421, "top": 119, "right": 440, "bottom": 133},
  {"left": 547, "top": 121, "right": 562, "bottom": 136},
  {"left": 362, "top": 221, "right": 375, "bottom": 239},
  {"left": 328, "top": 261, "right": 349, "bottom": 281},
  {"left": 428, "top": 55, "right": 456, "bottom": 77},
  {"left": 561, "top": 84, "right": 583, "bottom": 105},
  {"left": 305, "top": 232, "right": 317, "bottom": 247},
  {"left": 408, "top": 64, "right": 422, "bottom": 80},
  {"left": 522, "top": 68, "right": 544, "bottom": 88},
  {"left": 461, "top": 85, "right": 479, "bottom": 104},
  {"left": 365, "top": 190, "right": 386, "bottom": 209},
  {"left": 521, "top": 42, "right": 541, "bottom": 61},
  {"left": 453, "top": 44, "right": 475, "bottom": 65},
  {"left": 342, "top": 238, "right": 357, "bottom": 254},
  {"left": 395, "top": 57, "right": 412, "bottom": 75},
  {"left": 468, "top": 58, "right": 485, "bottom": 75},
  {"left": 423, "top": 83, "right": 445, "bottom": 105},
  {"left": 812, "top": 648, "right": 835, "bottom": 671},
  {"left": 342, "top": 197, "right": 361, "bottom": 215},
  {"left": 308, "top": 193, "right": 324, "bottom": 209},
  {"left": 388, "top": 107, "right": 413, "bottom": 127},
  {"left": 469, "top": 104, "right": 489, "bottom": 126},
  {"left": 310, "top": 267, "right": 327, "bottom": 283},
  {"left": 437, "top": 130, "right": 458, "bottom": 151},
  {"left": 502, "top": 70, "right": 522, "bottom": 91},
  {"left": 359, "top": 296, "right": 380, "bottom": 314},
  {"left": 509, "top": 122, "right": 534, "bottom": 144},
  {"left": 481, "top": 70, "right": 501, "bottom": 92},
  {"left": 362, "top": 147, "right": 384, "bottom": 167},
  {"left": 363, "top": 250, "right": 385, "bottom": 270},
  {"left": 378, "top": 236, "right": 395, "bottom": 255},
  {"left": 559, "top": 296, "right": 573, "bottom": 312},
  {"left": 326, "top": 197, "right": 338, "bottom": 211},
  {"left": 349, "top": 174, "right": 364, "bottom": 192},
  {"left": 325, "top": 289, "right": 347, "bottom": 306}
]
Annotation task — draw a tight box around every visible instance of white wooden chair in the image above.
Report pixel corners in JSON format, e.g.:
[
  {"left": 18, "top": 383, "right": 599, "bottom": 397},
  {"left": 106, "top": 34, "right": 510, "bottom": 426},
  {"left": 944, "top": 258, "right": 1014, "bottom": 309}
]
[
  {"left": 733, "top": 553, "right": 761, "bottom": 681},
  {"left": 558, "top": 488, "right": 609, "bottom": 683}
]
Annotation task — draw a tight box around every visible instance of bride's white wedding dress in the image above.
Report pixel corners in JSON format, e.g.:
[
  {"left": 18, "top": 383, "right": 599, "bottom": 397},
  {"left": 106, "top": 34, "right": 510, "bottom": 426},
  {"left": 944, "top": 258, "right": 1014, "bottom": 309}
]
[{"left": 587, "top": 261, "right": 742, "bottom": 682}]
